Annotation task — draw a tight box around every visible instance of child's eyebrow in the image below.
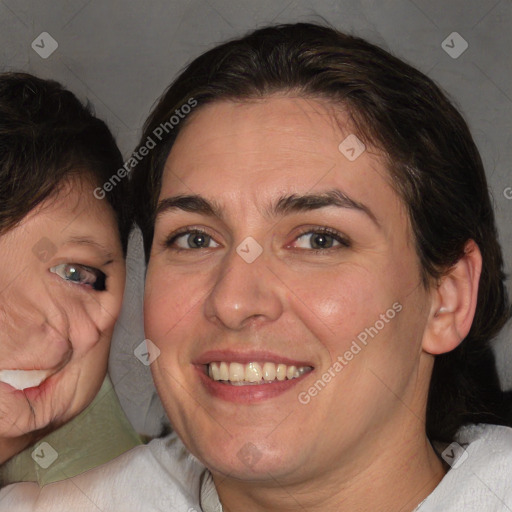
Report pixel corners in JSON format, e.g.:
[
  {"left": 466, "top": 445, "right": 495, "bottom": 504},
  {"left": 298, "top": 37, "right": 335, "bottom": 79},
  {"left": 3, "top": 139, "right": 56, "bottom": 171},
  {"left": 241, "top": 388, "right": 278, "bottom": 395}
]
[
  {"left": 156, "top": 188, "right": 379, "bottom": 228},
  {"left": 64, "top": 236, "right": 115, "bottom": 262}
]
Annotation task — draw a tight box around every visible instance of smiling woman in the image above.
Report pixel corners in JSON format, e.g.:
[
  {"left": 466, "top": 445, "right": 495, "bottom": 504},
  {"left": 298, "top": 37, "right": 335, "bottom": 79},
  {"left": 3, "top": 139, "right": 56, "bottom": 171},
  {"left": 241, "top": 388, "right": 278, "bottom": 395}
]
[
  {"left": 129, "top": 23, "right": 512, "bottom": 512},
  {"left": 1, "top": 23, "right": 511, "bottom": 512},
  {"left": 0, "top": 73, "right": 137, "bottom": 473}
]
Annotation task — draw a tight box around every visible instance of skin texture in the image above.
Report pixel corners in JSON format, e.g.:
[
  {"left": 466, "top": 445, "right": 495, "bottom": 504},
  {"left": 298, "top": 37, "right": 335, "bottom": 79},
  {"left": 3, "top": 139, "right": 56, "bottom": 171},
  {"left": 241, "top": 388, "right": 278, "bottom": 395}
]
[
  {"left": 145, "top": 96, "right": 482, "bottom": 512},
  {"left": 0, "top": 177, "right": 125, "bottom": 463}
]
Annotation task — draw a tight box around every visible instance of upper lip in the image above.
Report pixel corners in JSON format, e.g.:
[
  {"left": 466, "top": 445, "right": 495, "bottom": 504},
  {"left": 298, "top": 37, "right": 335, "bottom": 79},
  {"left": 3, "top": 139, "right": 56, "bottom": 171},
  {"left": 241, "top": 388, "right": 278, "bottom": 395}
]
[
  {"left": 0, "top": 349, "right": 72, "bottom": 373},
  {"left": 194, "top": 350, "right": 314, "bottom": 367}
]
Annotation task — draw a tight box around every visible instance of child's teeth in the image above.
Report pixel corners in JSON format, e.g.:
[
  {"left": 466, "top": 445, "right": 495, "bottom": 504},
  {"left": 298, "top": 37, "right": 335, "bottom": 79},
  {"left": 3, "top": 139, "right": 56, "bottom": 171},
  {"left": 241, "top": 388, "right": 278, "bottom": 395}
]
[
  {"left": 207, "top": 361, "right": 312, "bottom": 385},
  {"left": 0, "top": 369, "right": 52, "bottom": 390}
]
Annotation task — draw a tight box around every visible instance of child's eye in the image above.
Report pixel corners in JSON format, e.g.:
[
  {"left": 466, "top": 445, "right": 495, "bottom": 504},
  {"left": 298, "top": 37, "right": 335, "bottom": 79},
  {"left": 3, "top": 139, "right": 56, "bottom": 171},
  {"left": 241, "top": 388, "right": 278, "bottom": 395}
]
[
  {"left": 50, "top": 263, "right": 106, "bottom": 291},
  {"left": 166, "top": 230, "right": 220, "bottom": 250},
  {"left": 292, "top": 229, "right": 350, "bottom": 250}
]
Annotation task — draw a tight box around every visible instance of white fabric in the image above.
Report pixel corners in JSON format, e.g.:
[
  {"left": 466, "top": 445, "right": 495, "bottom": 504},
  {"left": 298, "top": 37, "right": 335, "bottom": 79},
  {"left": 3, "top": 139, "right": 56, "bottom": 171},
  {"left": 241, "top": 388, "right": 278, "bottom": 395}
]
[
  {"left": 0, "top": 434, "right": 204, "bottom": 512},
  {"left": 417, "top": 423, "right": 512, "bottom": 511},
  {"left": 0, "top": 423, "right": 511, "bottom": 511}
]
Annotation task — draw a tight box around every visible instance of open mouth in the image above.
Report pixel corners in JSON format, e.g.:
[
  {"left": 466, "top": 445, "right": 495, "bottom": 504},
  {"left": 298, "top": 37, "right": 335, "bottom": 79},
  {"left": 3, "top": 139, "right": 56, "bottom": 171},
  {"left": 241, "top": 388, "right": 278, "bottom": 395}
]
[
  {"left": 207, "top": 361, "right": 313, "bottom": 386},
  {"left": 0, "top": 369, "right": 54, "bottom": 390}
]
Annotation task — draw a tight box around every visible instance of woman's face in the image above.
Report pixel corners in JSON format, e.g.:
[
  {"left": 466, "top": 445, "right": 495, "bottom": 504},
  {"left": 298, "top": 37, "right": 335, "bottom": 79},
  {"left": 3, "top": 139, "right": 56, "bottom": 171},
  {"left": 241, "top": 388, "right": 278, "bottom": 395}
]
[
  {"left": 145, "top": 96, "right": 436, "bottom": 483},
  {"left": 0, "top": 177, "right": 125, "bottom": 445}
]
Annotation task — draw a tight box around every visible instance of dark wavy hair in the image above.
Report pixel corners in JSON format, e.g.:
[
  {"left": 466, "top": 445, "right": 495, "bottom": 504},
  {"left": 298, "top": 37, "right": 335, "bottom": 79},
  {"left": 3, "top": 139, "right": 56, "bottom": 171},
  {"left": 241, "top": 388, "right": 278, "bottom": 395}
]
[
  {"left": 0, "top": 72, "right": 130, "bottom": 254},
  {"left": 131, "top": 23, "right": 511, "bottom": 442}
]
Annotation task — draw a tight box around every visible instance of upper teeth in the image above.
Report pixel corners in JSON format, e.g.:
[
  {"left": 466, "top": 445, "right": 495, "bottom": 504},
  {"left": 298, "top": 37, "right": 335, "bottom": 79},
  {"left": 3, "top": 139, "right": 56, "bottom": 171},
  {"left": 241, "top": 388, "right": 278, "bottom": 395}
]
[
  {"left": 0, "top": 369, "right": 52, "bottom": 390},
  {"left": 208, "top": 362, "right": 312, "bottom": 385}
]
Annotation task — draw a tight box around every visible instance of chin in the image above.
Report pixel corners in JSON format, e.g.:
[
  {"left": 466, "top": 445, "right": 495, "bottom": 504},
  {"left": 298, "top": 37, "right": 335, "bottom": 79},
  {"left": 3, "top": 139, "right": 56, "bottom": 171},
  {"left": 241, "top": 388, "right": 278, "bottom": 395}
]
[{"left": 195, "top": 435, "right": 298, "bottom": 480}]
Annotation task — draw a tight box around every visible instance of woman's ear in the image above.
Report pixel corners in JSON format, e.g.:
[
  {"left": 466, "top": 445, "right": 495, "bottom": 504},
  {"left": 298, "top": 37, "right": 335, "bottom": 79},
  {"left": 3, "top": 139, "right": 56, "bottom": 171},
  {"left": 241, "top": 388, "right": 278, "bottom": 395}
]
[{"left": 422, "top": 239, "right": 482, "bottom": 355}]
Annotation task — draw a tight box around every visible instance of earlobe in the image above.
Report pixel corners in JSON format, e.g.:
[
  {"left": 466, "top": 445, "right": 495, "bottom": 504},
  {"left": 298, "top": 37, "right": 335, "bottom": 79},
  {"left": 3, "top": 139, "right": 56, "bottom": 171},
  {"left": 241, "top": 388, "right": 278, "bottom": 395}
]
[{"left": 422, "top": 240, "right": 482, "bottom": 355}]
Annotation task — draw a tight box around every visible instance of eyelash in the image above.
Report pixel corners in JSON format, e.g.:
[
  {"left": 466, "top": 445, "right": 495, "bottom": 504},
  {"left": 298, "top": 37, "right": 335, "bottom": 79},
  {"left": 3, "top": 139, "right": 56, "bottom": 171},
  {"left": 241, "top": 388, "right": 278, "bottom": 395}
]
[
  {"left": 50, "top": 263, "right": 107, "bottom": 291},
  {"left": 164, "top": 226, "right": 351, "bottom": 253},
  {"left": 291, "top": 227, "right": 351, "bottom": 253},
  {"left": 164, "top": 227, "right": 214, "bottom": 252}
]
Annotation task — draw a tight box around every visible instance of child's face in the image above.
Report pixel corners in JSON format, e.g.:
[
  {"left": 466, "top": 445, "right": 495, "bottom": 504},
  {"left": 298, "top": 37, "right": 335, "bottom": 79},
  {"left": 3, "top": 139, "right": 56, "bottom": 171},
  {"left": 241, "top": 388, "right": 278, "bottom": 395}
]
[{"left": 0, "top": 176, "right": 125, "bottom": 449}]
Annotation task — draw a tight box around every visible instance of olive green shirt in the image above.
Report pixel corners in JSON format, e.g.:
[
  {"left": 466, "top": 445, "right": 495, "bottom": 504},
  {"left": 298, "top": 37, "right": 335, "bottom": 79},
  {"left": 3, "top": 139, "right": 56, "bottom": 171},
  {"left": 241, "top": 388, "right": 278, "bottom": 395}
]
[{"left": 0, "top": 375, "right": 141, "bottom": 486}]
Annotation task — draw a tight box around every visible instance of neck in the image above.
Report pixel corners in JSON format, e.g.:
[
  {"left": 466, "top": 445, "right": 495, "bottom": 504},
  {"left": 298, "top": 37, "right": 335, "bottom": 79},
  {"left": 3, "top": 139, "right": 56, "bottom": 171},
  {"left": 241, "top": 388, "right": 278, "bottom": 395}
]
[{"left": 213, "top": 424, "right": 446, "bottom": 512}]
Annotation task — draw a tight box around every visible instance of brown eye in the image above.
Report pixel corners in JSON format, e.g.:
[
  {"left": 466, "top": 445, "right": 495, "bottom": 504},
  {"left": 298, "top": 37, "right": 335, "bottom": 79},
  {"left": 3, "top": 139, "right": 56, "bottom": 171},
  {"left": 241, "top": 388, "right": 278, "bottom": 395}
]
[
  {"left": 309, "top": 233, "right": 335, "bottom": 249},
  {"left": 186, "top": 233, "right": 211, "bottom": 248},
  {"left": 166, "top": 230, "right": 220, "bottom": 250},
  {"left": 293, "top": 230, "right": 349, "bottom": 250}
]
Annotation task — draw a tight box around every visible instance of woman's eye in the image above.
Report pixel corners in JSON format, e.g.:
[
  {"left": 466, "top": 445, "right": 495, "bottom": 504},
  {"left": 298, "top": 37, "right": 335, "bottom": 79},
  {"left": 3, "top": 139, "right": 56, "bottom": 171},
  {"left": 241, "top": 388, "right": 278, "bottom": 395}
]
[
  {"left": 167, "top": 231, "right": 220, "bottom": 250},
  {"left": 50, "top": 263, "right": 106, "bottom": 291},
  {"left": 293, "top": 231, "right": 348, "bottom": 250}
]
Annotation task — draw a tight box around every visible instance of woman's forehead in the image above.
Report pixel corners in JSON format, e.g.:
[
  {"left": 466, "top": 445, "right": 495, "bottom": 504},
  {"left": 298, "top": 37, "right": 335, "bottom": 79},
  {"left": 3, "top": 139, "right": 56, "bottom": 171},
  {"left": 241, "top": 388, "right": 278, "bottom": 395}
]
[
  {"left": 173, "top": 96, "right": 357, "bottom": 151},
  {"left": 160, "top": 97, "right": 402, "bottom": 225}
]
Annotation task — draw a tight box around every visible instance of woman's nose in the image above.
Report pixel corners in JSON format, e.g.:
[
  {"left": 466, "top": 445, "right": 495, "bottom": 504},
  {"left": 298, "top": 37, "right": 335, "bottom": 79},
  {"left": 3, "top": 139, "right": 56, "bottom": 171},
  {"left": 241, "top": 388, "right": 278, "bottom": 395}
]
[{"left": 203, "top": 244, "right": 284, "bottom": 331}]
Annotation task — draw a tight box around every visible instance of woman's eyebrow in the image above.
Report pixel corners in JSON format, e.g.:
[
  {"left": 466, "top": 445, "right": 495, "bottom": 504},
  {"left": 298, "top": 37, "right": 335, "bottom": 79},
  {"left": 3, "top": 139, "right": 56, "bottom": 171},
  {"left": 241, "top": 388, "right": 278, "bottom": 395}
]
[
  {"left": 156, "top": 195, "right": 223, "bottom": 219},
  {"left": 270, "top": 189, "right": 380, "bottom": 227},
  {"left": 156, "top": 189, "right": 379, "bottom": 228}
]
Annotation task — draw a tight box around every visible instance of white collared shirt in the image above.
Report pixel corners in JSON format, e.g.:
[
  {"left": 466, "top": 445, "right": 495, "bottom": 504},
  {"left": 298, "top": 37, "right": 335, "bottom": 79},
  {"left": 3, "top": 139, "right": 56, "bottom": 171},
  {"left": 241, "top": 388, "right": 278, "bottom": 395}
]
[{"left": 1, "top": 423, "right": 511, "bottom": 511}]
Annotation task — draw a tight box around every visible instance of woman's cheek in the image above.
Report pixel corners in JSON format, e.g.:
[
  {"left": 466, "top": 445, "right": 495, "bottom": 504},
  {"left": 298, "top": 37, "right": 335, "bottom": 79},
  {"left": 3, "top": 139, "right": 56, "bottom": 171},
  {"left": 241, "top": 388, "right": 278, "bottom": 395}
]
[
  {"left": 145, "top": 270, "right": 203, "bottom": 336},
  {"left": 287, "top": 272, "right": 379, "bottom": 332}
]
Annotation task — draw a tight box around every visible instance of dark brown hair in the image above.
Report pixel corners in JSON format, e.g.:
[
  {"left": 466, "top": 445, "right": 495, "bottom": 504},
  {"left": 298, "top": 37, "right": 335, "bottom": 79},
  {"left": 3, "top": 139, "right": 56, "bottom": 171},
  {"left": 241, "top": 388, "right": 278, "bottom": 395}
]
[
  {"left": 0, "top": 72, "right": 130, "bottom": 253},
  {"left": 131, "top": 23, "right": 511, "bottom": 442}
]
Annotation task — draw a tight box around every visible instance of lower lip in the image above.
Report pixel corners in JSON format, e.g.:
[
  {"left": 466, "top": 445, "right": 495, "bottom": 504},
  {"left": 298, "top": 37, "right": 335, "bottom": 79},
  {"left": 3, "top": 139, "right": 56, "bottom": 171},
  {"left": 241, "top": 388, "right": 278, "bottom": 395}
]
[
  {"left": 22, "top": 373, "right": 58, "bottom": 401},
  {"left": 2, "top": 372, "right": 59, "bottom": 401},
  {"left": 196, "top": 366, "right": 312, "bottom": 403}
]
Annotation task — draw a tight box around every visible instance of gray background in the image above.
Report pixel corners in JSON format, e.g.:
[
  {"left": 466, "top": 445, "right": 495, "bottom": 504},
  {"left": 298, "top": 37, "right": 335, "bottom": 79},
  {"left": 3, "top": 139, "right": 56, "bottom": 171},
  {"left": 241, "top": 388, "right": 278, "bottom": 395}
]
[{"left": 1, "top": 0, "right": 511, "bottom": 436}]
